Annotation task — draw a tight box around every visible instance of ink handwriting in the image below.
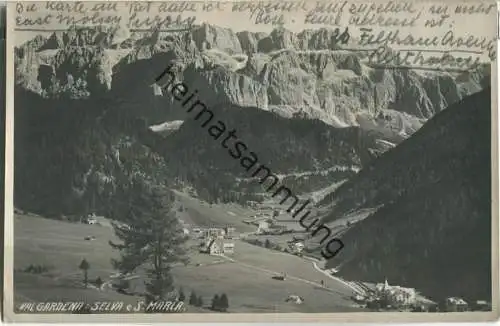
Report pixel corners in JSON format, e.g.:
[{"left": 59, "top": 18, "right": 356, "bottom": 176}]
[
  {"left": 360, "top": 28, "right": 496, "bottom": 62},
  {"left": 231, "top": 1, "right": 309, "bottom": 14},
  {"left": 250, "top": 9, "right": 285, "bottom": 25},
  {"left": 233, "top": 1, "right": 308, "bottom": 26},
  {"left": 127, "top": 14, "right": 196, "bottom": 30},
  {"left": 16, "top": 1, "right": 197, "bottom": 31},
  {"left": 367, "top": 46, "right": 482, "bottom": 71},
  {"left": 16, "top": 15, "right": 53, "bottom": 27},
  {"left": 13, "top": 0, "right": 497, "bottom": 66}
]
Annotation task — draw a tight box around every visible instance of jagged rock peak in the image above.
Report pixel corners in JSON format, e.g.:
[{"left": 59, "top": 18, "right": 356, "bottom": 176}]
[
  {"left": 37, "top": 25, "right": 131, "bottom": 51},
  {"left": 190, "top": 23, "right": 243, "bottom": 54}
]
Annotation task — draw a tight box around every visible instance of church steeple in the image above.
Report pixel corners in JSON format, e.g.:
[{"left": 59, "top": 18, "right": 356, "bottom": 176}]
[{"left": 383, "top": 278, "right": 390, "bottom": 290}]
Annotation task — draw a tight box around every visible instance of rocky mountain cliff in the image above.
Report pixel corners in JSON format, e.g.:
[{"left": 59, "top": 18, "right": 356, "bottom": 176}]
[
  {"left": 16, "top": 24, "right": 489, "bottom": 128},
  {"left": 320, "top": 88, "right": 491, "bottom": 302},
  {"left": 14, "top": 25, "right": 490, "bottom": 214}
]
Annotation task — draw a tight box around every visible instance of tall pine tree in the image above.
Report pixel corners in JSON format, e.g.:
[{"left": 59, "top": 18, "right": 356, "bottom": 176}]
[
  {"left": 219, "top": 293, "right": 229, "bottom": 312},
  {"left": 189, "top": 291, "right": 197, "bottom": 305},
  {"left": 109, "top": 180, "right": 188, "bottom": 300}
]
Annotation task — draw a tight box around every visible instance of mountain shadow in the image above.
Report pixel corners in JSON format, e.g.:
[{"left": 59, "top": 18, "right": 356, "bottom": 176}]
[{"left": 321, "top": 87, "right": 492, "bottom": 303}]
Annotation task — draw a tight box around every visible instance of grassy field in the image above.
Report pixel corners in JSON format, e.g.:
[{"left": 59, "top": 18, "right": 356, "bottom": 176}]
[
  {"left": 171, "top": 239, "right": 360, "bottom": 312},
  {"left": 14, "top": 213, "right": 119, "bottom": 279},
  {"left": 172, "top": 260, "right": 360, "bottom": 313},
  {"left": 14, "top": 214, "right": 142, "bottom": 311},
  {"left": 173, "top": 191, "right": 255, "bottom": 232},
  {"left": 14, "top": 201, "right": 361, "bottom": 313}
]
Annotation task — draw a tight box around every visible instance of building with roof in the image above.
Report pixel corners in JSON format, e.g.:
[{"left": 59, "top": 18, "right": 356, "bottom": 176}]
[
  {"left": 472, "top": 300, "right": 491, "bottom": 311},
  {"left": 257, "top": 221, "right": 270, "bottom": 234},
  {"left": 375, "top": 279, "right": 417, "bottom": 306},
  {"left": 288, "top": 241, "right": 304, "bottom": 254},
  {"left": 224, "top": 226, "right": 236, "bottom": 239},
  {"left": 200, "top": 238, "right": 235, "bottom": 255},
  {"left": 201, "top": 227, "right": 225, "bottom": 239},
  {"left": 445, "top": 297, "right": 468, "bottom": 312}
]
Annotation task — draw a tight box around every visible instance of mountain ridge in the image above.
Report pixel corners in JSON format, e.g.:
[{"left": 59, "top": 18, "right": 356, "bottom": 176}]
[
  {"left": 14, "top": 25, "right": 491, "bottom": 234},
  {"left": 15, "top": 24, "right": 489, "bottom": 129},
  {"left": 319, "top": 87, "right": 491, "bottom": 302}
]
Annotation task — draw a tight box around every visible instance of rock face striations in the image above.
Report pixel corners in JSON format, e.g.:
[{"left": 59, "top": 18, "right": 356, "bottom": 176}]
[
  {"left": 320, "top": 88, "right": 491, "bottom": 303},
  {"left": 16, "top": 24, "right": 488, "bottom": 127},
  {"left": 14, "top": 25, "right": 490, "bottom": 220}
]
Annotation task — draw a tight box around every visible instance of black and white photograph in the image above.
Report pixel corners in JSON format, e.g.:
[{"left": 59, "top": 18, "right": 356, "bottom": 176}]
[{"left": 4, "top": 0, "right": 499, "bottom": 322}]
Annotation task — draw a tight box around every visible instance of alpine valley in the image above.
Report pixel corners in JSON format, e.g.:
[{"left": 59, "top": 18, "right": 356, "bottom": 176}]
[{"left": 14, "top": 24, "right": 492, "bottom": 307}]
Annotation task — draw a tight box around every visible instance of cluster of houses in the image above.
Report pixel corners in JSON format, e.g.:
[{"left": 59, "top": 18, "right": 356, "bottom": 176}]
[
  {"left": 375, "top": 280, "right": 417, "bottom": 306},
  {"left": 354, "top": 279, "right": 419, "bottom": 310},
  {"left": 246, "top": 202, "right": 275, "bottom": 210},
  {"left": 374, "top": 279, "right": 417, "bottom": 306},
  {"left": 353, "top": 279, "right": 492, "bottom": 312},
  {"left": 443, "top": 297, "right": 491, "bottom": 312},
  {"left": 246, "top": 211, "right": 294, "bottom": 236},
  {"left": 256, "top": 220, "right": 290, "bottom": 235},
  {"left": 444, "top": 297, "right": 468, "bottom": 312},
  {"left": 82, "top": 213, "right": 98, "bottom": 225},
  {"left": 195, "top": 226, "right": 236, "bottom": 255},
  {"left": 287, "top": 237, "right": 305, "bottom": 255}
]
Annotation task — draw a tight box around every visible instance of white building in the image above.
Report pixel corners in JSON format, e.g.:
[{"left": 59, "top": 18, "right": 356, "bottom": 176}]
[
  {"left": 375, "top": 279, "right": 417, "bottom": 306},
  {"left": 286, "top": 295, "right": 304, "bottom": 304},
  {"left": 257, "top": 221, "right": 269, "bottom": 233},
  {"left": 224, "top": 226, "right": 236, "bottom": 239},
  {"left": 200, "top": 238, "right": 235, "bottom": 255},
  {"left": 294, "top": 242, "right": 304, "bottom": 253},
  {"left": 288, "top": 242, "right": 304, "bottom": 254},
  {"left": 86, "top": 217, "right": 97, "bottom": 225},
  {"left": 223, "top": 242, "right": 235, "bottom": 254},
  {"left": 445, "top": 297, "right": 468, "bottom": 312},
  {"left": 201, "top": 228, "right": 225, "bottom": 239}
]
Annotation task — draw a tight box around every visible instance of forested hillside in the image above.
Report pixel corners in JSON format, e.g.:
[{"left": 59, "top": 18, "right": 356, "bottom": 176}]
[{"left": 322, "top": 88, "right": 492, "bottom": 302}]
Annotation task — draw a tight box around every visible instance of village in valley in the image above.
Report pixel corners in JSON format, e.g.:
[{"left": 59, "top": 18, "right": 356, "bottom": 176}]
[
  {"left": 53, "top": 188, "right": 484, "bottom": 312},
  {"left": 14, "top": 187, "right": 492, "bottom": 314},
  {"left": 185, "top": 206, "right": 491, "bottom": 313},
  {"left": 13, "top": 176, "right": 492, "bottom": 314}
]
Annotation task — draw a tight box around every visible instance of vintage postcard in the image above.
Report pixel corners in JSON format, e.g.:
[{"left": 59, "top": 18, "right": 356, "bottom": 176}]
[{"left": 3, "top": 0, "right": 499, "bottom": 322}]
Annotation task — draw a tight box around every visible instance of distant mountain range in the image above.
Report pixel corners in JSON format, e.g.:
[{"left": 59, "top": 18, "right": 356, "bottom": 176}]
[
  {"left": 318, "top": 87, "right": 491, "bottom": 303},
  {"left": 16, "top": 24, "right": 489, "bottom": 126},
  {"left": 14, "top": 25, "right": 490, "bottom": 231}
]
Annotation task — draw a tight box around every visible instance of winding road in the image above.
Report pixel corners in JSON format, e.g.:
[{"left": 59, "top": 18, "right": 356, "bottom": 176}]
[{"left": 220, "top": 253, "right": 361, "bottom": 298}]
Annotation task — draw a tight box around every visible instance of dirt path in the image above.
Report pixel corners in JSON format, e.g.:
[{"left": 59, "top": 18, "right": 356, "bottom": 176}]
[
  {"left": 311, "top": 261, "right": 365, "bottom": 296},
  {"left": 100, "top": 274, "right": 140, "bottom": 291},
  {"left": 221, "top": 255, "right": 352, "bottom": 298}
]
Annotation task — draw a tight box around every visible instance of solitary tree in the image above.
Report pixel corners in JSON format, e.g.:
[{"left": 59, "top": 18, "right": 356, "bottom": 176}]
[
  {"left": 178, "top": 287, "right": 186, "bottom": 302},
  {"left": 79, "top": 259, "right": 90, "bottom": 288},
  {"left": 219, "top": 293, "right": 229, "bottom": 312},
  {"left": 211, "top": 294, "right": 220, "bottom": 311},
  {"left": 196, "top": 295, "right": 204, "bottom": 307},
  {"left": 189, "top": 291, "right": 197, "bottom": 305},
  {"left": 109, "top": 180, "right": 188, "bottom": 301},
  {"left": 95, "top": 276, "right": 103, "bottom": 288}
]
